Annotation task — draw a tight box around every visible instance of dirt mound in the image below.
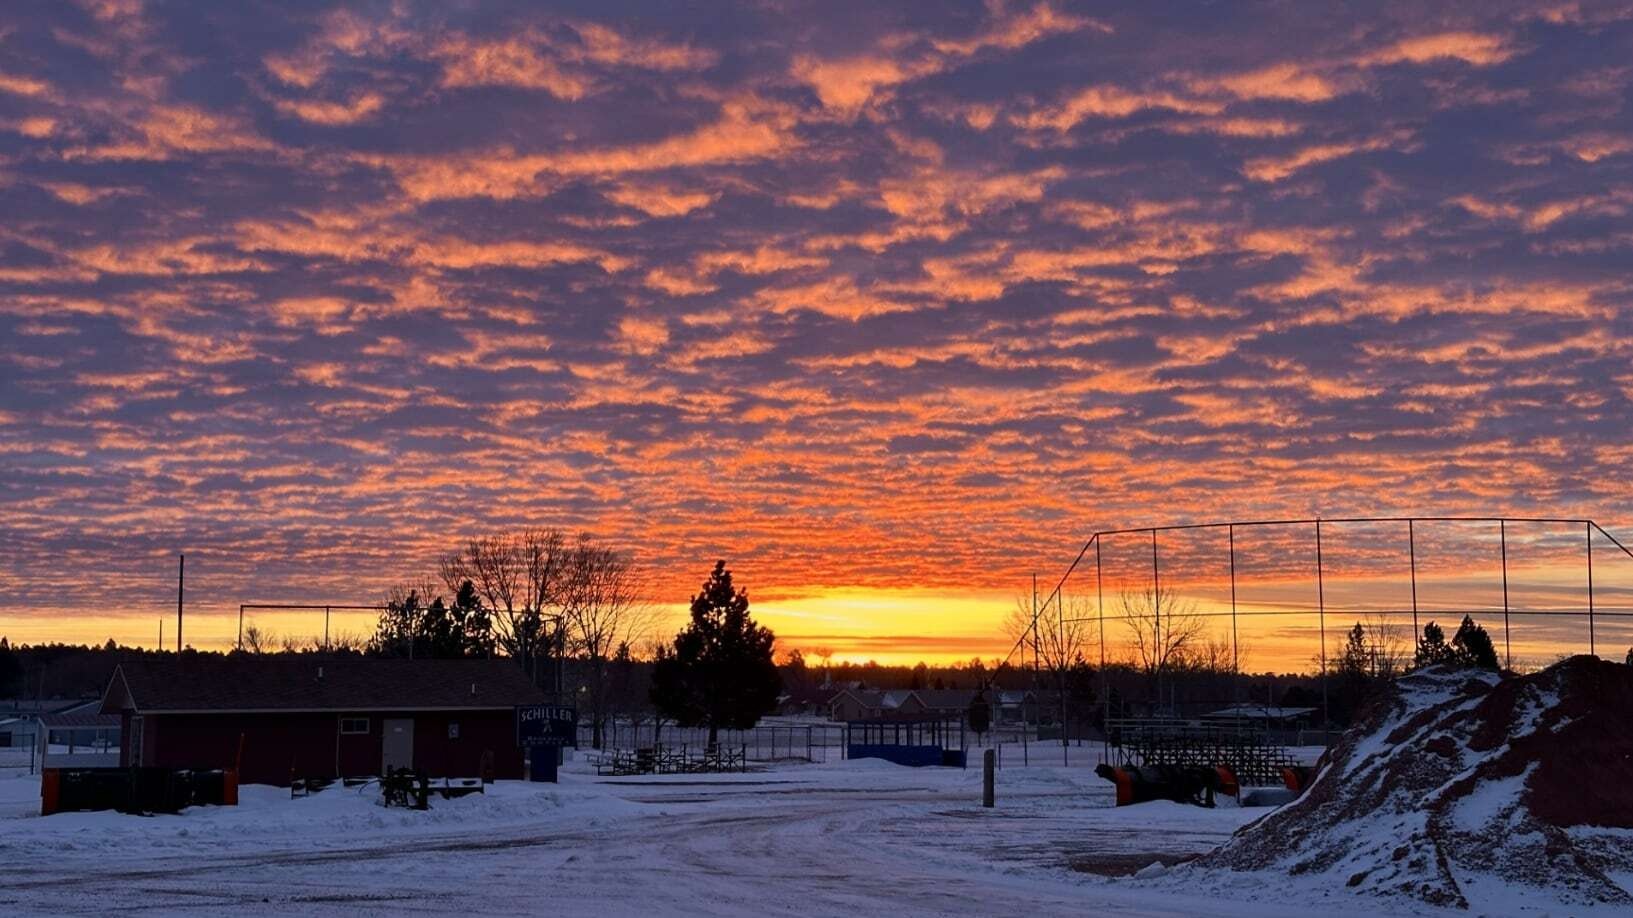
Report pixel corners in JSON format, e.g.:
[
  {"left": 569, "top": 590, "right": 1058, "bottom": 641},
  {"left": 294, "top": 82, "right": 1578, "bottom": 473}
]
[{"left": 1192, "top": 655, "right": 1633, "bottom": 910}]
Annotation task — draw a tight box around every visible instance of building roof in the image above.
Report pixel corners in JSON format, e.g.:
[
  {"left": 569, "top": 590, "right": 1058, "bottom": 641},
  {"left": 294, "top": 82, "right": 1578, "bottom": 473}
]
[
  {"left": 41, "top": 699, "right": 121, "bottom": 729},
  {"left": 102, "top": 657, "right": 549, "bottom": 715},
  {"left": 1201, "top": 704, "right": 1318, "bottom": 721},
  {"left": 913, "top": 689, "right": 978, "bottom": 709}
]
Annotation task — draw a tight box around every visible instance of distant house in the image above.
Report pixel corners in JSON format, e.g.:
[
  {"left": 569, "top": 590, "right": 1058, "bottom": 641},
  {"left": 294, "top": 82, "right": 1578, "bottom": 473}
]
[
  {"left": 829, "top": 688, "right": 888, "bottom": 721},
  {"left": 101, "top": 657, "right": 548, "bottom": 786},
  {"left": 777, "top": 686, "right": 840, "bottom": 717},
  {"left": 829, "top": 688, "right": 1018, "bottom": 724},
  {"left": 1, "top": 698, "right": 106, "bottom": 752},
  {"left": 40, "top": 700, "right": 121, "bottom": 765},
  {"left": 912, "top": 689, "right": 980, "bottom": 718},
  {"left": 0, "top": 715, "right": 36, "bottom": 750},
  {"left": 1199, "top": 704, "right": 1317, "bottom": 729},
  {"left": 993, "top": 689, "right": 1036, "bottom": 724}
]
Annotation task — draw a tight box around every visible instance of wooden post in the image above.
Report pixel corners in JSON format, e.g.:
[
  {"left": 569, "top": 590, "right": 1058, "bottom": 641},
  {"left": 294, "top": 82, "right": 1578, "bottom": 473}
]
[{"left": 982, "top": 748, "right": 995, "bottom": 807}]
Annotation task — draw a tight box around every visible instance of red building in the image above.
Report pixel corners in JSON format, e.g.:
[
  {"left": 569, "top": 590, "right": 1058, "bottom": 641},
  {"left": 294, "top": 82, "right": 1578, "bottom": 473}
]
[{"left": 101, "top": 657, "right": 547, "bottom": 786}]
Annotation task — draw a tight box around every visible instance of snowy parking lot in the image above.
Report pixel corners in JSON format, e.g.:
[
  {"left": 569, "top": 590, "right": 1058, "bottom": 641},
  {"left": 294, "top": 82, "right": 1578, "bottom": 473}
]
[{"left": 1, "top": 759, "right": 1446, "bottom": 917}]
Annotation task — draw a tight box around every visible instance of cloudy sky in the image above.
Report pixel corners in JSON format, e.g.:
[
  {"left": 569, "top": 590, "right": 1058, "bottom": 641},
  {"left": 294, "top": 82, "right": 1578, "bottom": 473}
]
[{"left": 3, "top": 1, "right": 1632, "bottom": 664}]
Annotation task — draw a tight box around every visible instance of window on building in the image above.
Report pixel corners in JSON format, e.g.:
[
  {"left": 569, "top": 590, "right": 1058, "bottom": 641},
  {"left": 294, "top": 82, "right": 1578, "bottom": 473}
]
[
  {"left": 447, "top": 723, "right": 460, "bottom": 740},
  {"left": 340, "top": 717, "right": 369, "bottom": 735}
]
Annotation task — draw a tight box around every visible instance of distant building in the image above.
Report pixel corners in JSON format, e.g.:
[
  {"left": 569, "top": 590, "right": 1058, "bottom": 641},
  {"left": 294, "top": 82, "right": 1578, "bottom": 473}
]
[
  {"left": 776, "top": 686, "right": 840, "bottom": 717},
  {"left": 1199, "top": 704, "right": 1317, "bottom": 729},
  {"left": 42, "top": 700, "right": 121, "bottom": 755},
  {"left": 101, "top": 657, "right": 548, "bottom": 785},
  {"left": 826, "top": 687, "right": 1039, "bottom": 724},
  {"left": 1, "top": 698, "right": 110, "bottom": 752},
  {"left": 0, "top": 715, "right": 37, "bottom": 749}
]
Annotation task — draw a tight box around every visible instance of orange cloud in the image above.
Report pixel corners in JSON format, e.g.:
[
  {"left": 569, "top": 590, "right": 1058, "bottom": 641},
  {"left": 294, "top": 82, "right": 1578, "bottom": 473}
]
[
  {"left": 605, "top": 182, "right": 718, "bottom": 217},
  {"left": 383, "top": 98, "right": 795, "bottom": 199},
  {"left": 570, "top": 22, "right": 717, "bottom": 71},
  {"left": 437, "top": 33, "right": 589, "bottom": 98},
  {"left": 1193, "top": 62, "right": 1340, "bottom": 102},
  {"left": 0, "top": 72, "right": 50, "bottom": 96},
  {"left": 273, "top": 92, "right": 385, "bottom": 125},
  {"left": 1242, "top": 134, "right": 1405, "bottom": 182},
  {"left": 1016, "top": 85, "right": 1222, "bottom": 131},
  {"left": 931, "top": 2, "right": 1108, "bottom": 56},
  {"left": 1358, "top": 32, "right": 1514, "bottom": 67}
]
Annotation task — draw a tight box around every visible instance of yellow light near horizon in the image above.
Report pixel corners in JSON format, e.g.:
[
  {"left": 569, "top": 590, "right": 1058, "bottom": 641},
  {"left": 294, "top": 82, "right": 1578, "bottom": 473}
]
[{"left": 5, "top": 544, "right": 1626, "bottom": 675}]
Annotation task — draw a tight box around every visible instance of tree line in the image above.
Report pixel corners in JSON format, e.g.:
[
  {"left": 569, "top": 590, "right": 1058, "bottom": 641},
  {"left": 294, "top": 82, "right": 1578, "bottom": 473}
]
[{"left": 362, "top": 536, "right": 781, "bottom": 750}]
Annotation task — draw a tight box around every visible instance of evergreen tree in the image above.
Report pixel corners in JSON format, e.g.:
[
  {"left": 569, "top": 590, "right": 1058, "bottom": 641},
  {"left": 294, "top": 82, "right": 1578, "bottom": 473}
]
[
  {"left": 1451, "top": 615, "right": 1500, "bottom": 672},
  {"left": 1340, "top": 623, "right": 1369, "bottom": 676},
  {"left": 1415, "top": 621, "right": 1456, "bottom": 667},
  {"left": 967, "top": 690, "right": 991, "bottom": 735},
  {"left": 369, "top": 584, "right": 492, "bottom": 659},
  {"left": 0, "top": 637, "right": 21, "bottom": 697},
  {"left": 1333, "top": 622, "right": 1381, "bottom": 725},
  {"left": 448, "top": 580, "right": 494, "bottom": 657},
  {"left": 649, "top": 561, "right": 782, "bottom": 747}
]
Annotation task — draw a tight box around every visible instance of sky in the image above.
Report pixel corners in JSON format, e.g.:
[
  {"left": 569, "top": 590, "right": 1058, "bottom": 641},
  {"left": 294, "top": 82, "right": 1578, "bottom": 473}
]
[{"left": 2, "top": 1, "right": 1632, "bottom": 667}]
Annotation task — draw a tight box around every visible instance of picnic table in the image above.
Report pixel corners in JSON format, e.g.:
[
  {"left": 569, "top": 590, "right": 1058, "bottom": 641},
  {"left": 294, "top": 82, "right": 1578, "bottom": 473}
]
[{"left": 593, "top": 744, "right": 748, "bottom": 776}]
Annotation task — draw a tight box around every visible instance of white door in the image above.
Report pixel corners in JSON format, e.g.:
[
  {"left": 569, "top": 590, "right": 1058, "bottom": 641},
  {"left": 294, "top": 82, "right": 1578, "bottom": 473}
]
[{"left": 382, "top": 718, "right": 414, "bottom": 773}]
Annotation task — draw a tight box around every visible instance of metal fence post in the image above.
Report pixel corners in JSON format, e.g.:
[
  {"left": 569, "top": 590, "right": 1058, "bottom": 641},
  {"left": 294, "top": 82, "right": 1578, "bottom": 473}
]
[
  {"left": 1500, "top": 520, "right": 1511, "bottom": 669},
  {"left": 1409, "top": 520, "right": 1419, "bottom": 652},
  {"left": 1587, "top": 522, "right": 1596, "bottom": 657},
  {"left": 1316, "top": 520, "right": 1328, "bottom": 727}
]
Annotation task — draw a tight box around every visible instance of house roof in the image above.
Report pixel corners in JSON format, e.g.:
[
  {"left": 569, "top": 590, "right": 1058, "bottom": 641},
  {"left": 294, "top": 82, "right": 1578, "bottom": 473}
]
[
  {"left": 41, "top": 700, "right": 120, "bottom": 729},
  {"left": 102, "top": 657, "right": 549, "bottom": 715},
  {"left": 913, "top": 689, "right": 978, "bottom": 708},
  {"left": 879, "top": 689, "right": 919, "bottom": 708},
  {"left": 1201, "top": 704, "right": 1318, "bottom": 721}
]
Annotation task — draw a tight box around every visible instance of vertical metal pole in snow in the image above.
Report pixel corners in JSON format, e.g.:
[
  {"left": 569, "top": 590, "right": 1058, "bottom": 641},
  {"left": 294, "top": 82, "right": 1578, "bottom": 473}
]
[
  {"left": 1151, "top": 530, "right": 1161, "bottom": 712},
  {"left": 1408, "top": 520, "right": 1419, "bottom": 651},
  {"left": 1096, "top": 536, "right": 1106, "bottom": 764},
  {"left": 1229, "top": 524, "right": 1239, "bottom": 697},
  {"left": 983, "top": 748, "right": 996, "bottom": 807},
  {"left": 1500, "top": 521, "right": 1511, "bottom": 670},
  {"left": 1587, "top": 522, "right": 1596, "bottom": 657},
  {"left": 176, "top": 553, "right": 184, "bottom": 653},
  {"left": 1032, "top": 573, "right": 1040, "bottom": 678},
  {"left": 1316, "top": 521, "right": 1327, "bottom": 727}
]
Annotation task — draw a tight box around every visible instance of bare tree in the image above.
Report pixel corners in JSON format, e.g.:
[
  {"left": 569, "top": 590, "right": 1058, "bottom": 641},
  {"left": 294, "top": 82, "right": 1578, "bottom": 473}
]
[
  {"left": 811, "top": 647, "right": 835, "bottom": 684},
  {"left": 561, "top": 535, "right": 655, "bottom": 749},
  {"left": 1363, "top": 613, "right": 1408, "bottom": 678},
  {"left": 440, "top": 530, "right": 569, "bottom": 683},
  {"left": 1002, "top": 592, "right": 1093, "bottom": 743},
  {"left": 242, "top": 624, "right": 274, "bottom": 654},
  {"left": 1119, "top": 584, "right": 1205, "bottom": 712}
]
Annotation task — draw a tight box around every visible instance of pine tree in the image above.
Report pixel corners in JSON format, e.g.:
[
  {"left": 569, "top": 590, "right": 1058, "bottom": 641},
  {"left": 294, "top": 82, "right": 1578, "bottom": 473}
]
[
  {"left": 1415, "top": 621, "right": 1455, "bottom": 668},
  {"left": 649, "top": 561, "right": 782, "bottom": 747},
  {"left": 1451, "top": 615, "right": 1500, "bottom": 672},
  {"left": 0, "top": 637, "right": 20, "bottom": 697},
  {"left": 1340, "top": 623, "right": 1369, "bottom": 676}
]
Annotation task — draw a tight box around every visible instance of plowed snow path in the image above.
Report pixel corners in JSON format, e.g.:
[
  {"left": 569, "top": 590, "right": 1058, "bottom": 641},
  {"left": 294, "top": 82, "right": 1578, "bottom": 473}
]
[{"left": 0, "top": 763, "right": 1430, "bottom": 916}]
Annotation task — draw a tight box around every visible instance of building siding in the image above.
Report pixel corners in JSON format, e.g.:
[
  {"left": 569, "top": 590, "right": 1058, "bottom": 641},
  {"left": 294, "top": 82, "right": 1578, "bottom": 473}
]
[{"left": 120, "top": 710, "right": 524, "bottom": 786}]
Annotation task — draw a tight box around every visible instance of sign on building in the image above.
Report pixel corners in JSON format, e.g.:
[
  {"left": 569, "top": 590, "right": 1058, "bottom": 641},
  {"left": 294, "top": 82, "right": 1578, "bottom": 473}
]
[{"left": 515, "top": 705, "right": 577, "bottom": 748}]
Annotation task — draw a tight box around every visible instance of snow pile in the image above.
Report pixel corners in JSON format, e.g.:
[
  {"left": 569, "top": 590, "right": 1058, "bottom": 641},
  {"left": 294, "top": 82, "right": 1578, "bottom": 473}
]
[{"left": 1190, "top": 655, "right": 1633, "bottom": 910}]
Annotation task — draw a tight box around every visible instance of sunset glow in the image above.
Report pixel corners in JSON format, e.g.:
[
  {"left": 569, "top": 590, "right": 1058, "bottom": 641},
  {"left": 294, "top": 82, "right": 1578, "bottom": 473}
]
[{"left": 3, "top": 2, "right": 1633, "bottom": 669}]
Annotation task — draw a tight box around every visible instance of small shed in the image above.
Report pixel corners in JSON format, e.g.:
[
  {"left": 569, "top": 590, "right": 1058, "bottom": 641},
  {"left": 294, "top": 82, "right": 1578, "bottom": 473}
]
[{"left": 101, "top": 657, "right": 548, "bottom": 786}]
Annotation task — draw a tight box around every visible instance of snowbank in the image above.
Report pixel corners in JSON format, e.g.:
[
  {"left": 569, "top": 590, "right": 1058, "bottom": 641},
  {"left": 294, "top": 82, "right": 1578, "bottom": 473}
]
[{"left": 1176, "top": 655, "right": 1633, "bottom": 912}]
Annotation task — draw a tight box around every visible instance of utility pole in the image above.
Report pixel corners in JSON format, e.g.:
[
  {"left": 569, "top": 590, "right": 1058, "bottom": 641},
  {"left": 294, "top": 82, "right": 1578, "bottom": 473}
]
[{"left": 176, "top": 554, "right": 185, "bottom": 653}]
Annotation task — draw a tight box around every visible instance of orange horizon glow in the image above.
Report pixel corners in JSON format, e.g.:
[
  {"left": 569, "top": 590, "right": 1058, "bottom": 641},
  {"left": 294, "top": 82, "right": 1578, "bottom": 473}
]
[{"left": 3, "top": 3, "right": 1633, "bottom": 669}]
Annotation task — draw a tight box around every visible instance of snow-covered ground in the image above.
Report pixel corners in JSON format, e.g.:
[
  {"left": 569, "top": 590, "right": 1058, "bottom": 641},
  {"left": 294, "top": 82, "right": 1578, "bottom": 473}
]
[{"left": 1, "top": 759, "right": 1453, "bottom": 917}]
